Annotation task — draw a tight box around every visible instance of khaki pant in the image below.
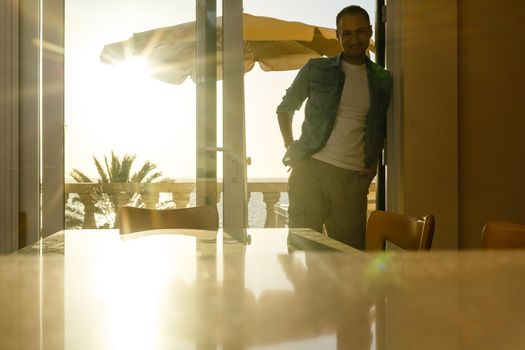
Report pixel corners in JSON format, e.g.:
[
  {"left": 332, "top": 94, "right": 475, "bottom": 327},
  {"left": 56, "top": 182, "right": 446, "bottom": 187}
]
[{"left": 288, "top": 158, "right": 373, "bottom": 250}]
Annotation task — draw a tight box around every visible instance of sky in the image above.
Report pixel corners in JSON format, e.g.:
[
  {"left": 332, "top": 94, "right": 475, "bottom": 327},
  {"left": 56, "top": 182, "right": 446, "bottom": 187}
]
[{"left": 64, "top": 0, "right": 376, "bottom": 181}]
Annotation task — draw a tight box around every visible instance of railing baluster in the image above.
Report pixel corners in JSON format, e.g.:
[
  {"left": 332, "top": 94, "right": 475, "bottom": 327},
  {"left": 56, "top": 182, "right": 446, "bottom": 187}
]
[
  {"left": 141, "top": 191, "right": 159, "bottom": 209},
  {"left": 262, "top": 192, "right": 281, "bottom": 228},
  {"left": 77, "top": 192, "right": 97, "bottom": 229},
  {"left": 172, "top": 192, "right": 190, "bottom": 208}
]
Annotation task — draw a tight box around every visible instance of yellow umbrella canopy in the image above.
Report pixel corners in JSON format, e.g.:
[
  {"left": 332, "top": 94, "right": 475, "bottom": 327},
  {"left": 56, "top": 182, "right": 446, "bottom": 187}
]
[{"left": 100, "top": 13, "right": 375, "bottom": 85}]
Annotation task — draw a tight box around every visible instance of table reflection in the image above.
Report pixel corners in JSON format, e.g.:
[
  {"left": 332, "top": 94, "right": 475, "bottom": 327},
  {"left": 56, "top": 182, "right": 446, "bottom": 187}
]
[
  {"left": 50, "top": 228, "right": 368, "bottom": 349},
  {"left": 64, "top": 249, "right": 372, "bottom": 349}
]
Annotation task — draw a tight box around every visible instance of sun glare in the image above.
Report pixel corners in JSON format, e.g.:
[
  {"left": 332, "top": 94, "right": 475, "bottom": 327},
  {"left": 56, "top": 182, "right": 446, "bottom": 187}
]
[{"left": 113, "top": 56, "right": 152, "bottom": 80}]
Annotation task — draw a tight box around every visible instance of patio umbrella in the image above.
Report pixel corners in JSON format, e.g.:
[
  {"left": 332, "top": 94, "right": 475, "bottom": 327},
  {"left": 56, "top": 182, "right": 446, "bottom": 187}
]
[
  {"left": 100, "top": 13, "right": 375, "bottom": 84},
  {"left": 99, "top": 12, "right": 376, "bottom": 229}
]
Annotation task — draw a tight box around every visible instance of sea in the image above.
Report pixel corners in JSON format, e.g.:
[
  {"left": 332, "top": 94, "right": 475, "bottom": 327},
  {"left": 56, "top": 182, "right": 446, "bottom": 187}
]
[{"left": 190, "top": 191, "right": 289, "bottom": 228}]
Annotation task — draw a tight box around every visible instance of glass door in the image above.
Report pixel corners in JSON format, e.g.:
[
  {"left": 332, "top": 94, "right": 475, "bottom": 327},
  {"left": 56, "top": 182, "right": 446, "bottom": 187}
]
[{"left": 65, "top": 0, "right": 206, "bottom": 230}]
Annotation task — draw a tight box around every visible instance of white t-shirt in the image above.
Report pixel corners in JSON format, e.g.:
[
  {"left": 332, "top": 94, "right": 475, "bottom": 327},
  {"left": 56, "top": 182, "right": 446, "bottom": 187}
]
[{"left": 312, "top": 61, "right": 370, "bottom": 171}]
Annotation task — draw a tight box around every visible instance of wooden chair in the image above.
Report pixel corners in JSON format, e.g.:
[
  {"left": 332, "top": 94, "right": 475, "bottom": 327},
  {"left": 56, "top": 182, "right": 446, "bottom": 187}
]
[
  {"left": 365, "top": 210, "right": 435, "bottom": 251},
  {"left": 119, "top": 205, "right": 219, "bottom": 234},
  {"left": 481, "top": 220, "right": 525, "bottom": 249}
]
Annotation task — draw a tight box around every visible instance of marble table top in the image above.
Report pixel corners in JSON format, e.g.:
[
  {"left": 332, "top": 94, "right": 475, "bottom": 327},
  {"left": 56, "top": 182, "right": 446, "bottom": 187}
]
[{"left": 4, "top": 229, "right": 525, "bottom": 349}]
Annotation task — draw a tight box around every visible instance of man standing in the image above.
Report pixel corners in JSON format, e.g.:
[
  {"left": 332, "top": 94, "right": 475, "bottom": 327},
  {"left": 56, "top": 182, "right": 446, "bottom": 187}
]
[{"left": 276, "top": 5, "right": 392, "bottom": 249}]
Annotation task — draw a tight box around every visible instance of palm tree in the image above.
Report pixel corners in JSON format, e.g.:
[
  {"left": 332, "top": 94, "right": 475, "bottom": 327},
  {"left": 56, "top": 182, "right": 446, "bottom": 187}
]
[{"left": 69, "top": 151, "right": 167, "bottom": 228}]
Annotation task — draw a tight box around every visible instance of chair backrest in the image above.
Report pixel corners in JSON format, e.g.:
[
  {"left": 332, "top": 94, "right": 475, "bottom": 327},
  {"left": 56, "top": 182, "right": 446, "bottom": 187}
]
[
  {"left": 481, "top": 220, "right": 525, "bottom": 249},
  {"left": 119, "top": 205, "right": 219, "bottom": 234},
  {"left": 365, "top": 210, "right": 435, "bottom": 251}
]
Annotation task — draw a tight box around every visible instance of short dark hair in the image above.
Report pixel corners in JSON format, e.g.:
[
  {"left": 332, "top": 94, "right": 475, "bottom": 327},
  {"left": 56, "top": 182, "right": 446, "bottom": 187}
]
[{"left": 336, "top": 5, "right": 371, "bottom": 28}]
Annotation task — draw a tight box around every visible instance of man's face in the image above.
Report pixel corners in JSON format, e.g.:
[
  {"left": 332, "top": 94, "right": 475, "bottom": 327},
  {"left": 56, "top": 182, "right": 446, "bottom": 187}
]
[{"left": 336, "top": 14, "right": 372, "bottom": 63}]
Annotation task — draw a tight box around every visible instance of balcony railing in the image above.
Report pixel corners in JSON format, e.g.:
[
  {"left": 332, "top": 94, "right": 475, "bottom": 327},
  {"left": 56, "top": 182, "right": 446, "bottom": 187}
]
[
  {"left": 65, "top": 180, "right": 377, "bottom": 229},
  {"left": 65, "top": 181, "right": 288, "bottom": 229}
]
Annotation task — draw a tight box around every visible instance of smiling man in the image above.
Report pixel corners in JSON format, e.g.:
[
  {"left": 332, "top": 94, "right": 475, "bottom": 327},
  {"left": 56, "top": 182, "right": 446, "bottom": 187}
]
[{"left": 276, "top": 5, "right": 392, "bottom": 249}]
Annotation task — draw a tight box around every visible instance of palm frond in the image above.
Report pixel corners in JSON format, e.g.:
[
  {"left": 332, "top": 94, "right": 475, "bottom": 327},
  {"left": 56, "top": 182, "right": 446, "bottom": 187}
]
[
  {"left": 93, "top": 156, "right": 109, "bottom": 183},
  {"left": 131, "top": 160, "right": 158, "bottom": 183},
  {"left": 142, "top": 171, "right": 163, "bottom": 184},
  {"left": 119, "top": 154, "right": 136, "bottom": 182},
  {"left": 69, "top": 169, "right": 92, "bottom": 183},
  {"left": 107, "top": 152, "right": 116, "bottom": 182}
]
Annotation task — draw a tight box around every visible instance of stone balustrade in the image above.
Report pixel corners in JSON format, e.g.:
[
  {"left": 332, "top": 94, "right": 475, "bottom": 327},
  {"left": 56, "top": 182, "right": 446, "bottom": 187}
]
[{"left": 65, "top": 181, "right": 287, "bottom": 229}]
